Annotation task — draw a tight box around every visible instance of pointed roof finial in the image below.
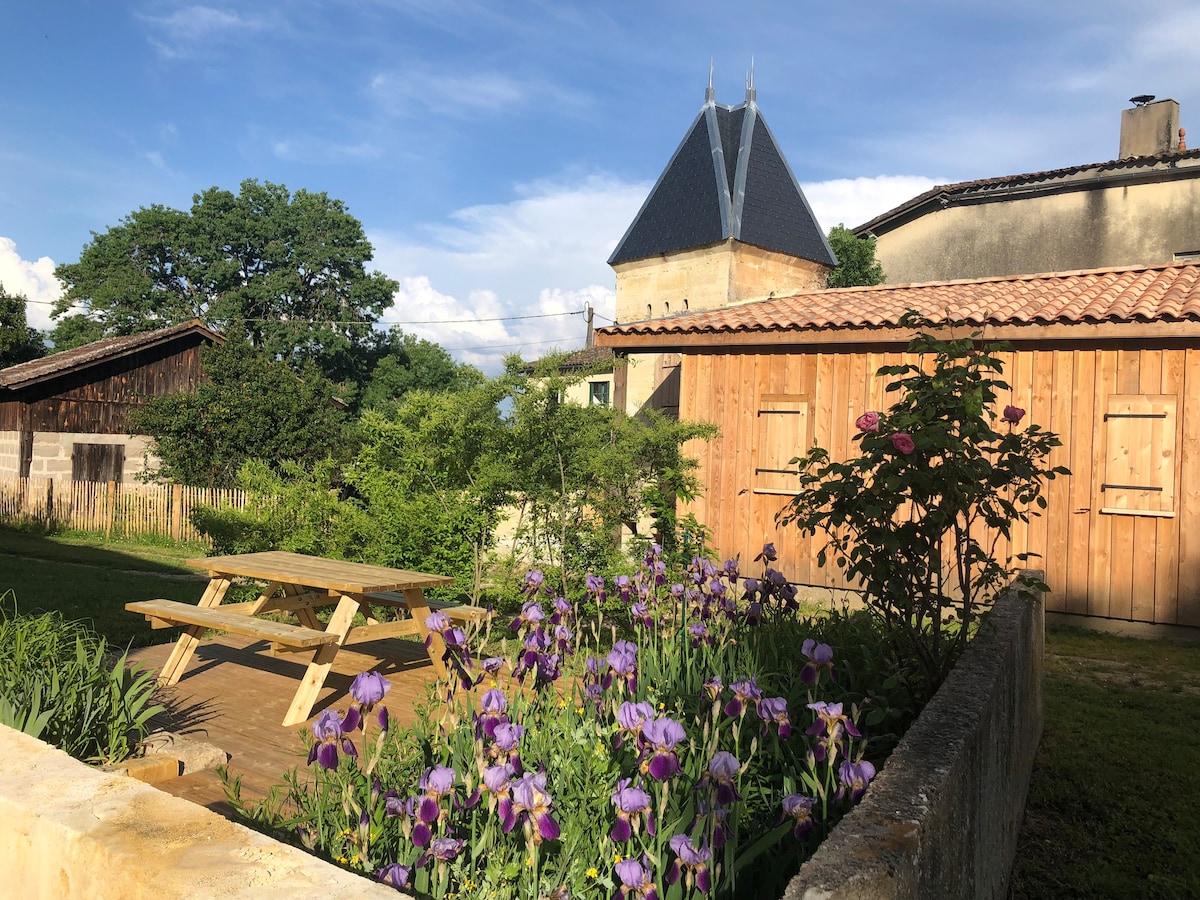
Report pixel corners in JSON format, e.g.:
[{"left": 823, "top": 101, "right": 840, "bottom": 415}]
[
  {"left": 745, "top": 56, "right": 756, "bottom": 103},
  {"left": 706, "top": 58, "right": 715, "bottom": 104}
]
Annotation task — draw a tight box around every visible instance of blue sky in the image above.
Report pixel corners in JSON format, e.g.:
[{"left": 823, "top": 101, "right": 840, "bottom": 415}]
[{"left": 2, "top": 1, "right": 1197, "bottom": 370}]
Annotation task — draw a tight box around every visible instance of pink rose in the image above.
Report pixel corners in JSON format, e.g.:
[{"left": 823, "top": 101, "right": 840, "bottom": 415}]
[
  {"left": 1002, "top": 405, "right": 1025, "bottom": 425},
  {"left": 890, "top": 433, "right": 915, "bottom": 454},
  {"left": 855, "top": 412, "right": 880, "bottom": 433}
]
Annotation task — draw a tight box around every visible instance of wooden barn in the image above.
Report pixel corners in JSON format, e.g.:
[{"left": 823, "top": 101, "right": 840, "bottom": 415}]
[
  {"left": 596, "top": 262, "right": 1200, "bottom": 628},
  {"left": 0, "top": 320, "right": 221, "bottom": 483}
]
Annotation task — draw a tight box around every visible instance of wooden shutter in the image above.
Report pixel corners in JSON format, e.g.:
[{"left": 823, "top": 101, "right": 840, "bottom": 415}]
[
  {"left": 1100, "top": 394, "right": 1176, "bottom": 517},
  {"left": 72, "top": 443, "right": 125, "bottom": 484},
  {"left": 754, "top": 394, "right": 809, "bottom": 494}
]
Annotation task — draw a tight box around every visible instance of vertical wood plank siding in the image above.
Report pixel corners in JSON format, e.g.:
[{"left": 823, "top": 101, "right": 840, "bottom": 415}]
[{"left": 679, "top": 342, "right": 1200, "bottom": 627}]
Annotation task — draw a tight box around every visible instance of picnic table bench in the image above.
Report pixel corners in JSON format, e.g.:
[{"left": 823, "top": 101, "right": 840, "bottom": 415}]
[{"left": 125, "top": 551, "right": 483, "bottom": 726}]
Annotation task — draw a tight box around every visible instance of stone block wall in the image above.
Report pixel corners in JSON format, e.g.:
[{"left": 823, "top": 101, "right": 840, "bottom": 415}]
[
  {"left": 0, "top": 726, "right": 399, "bottom": 899},
  {"left": 0, "top": 431, "right": 157, "bottom": 479},
  {"left": 783, "top": 576, "right": 1044, "bottom": 900}
]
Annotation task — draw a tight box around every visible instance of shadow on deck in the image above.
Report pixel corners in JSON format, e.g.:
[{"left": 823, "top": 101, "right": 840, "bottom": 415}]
[{"left": 128, "top": 634, "right": 441, "bottom": 816}]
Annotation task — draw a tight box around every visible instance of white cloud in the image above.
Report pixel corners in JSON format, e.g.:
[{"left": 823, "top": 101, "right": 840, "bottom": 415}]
[
  {"left": 801, "top": 175, "right": 944, "bottom": 232},
  {"left": 137, "top": 5, "right": 275, "bottom": 58},
  {"left": 369, "top": 68, "right": 585, "bottom": 119},
  {"left": 370, "top": 174, "right": 646, "bottom": 371},
  {"left": 0, "top": 237, "right": 64, "bottom": 332}
]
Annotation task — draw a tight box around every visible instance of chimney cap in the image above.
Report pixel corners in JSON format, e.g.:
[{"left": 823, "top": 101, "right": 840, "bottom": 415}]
[{"left": 1130, "top": 94, "right": 1156, "bottom": 106}]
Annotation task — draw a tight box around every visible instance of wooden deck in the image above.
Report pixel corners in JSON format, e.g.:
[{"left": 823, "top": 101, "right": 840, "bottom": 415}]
[{"left": 128, "top": 634, "right": 441, "bottom": 815}]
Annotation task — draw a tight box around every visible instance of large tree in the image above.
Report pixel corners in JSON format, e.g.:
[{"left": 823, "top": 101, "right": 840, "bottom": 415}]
[
  {"left": 0, "top": 284, "right": 46, "bottom": 368},
  {"left": 826, "top": 224, "right": 885, "bottom": 288},
  {"left": 52, "top": 179, "right": 398, "bottom": 385},
  {"left": 127, "top": 337, "right": 348, "bottom": 488}
]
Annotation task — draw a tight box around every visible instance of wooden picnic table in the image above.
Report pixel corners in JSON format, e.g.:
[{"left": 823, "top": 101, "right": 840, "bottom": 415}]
[{"left": 126, "top": 551, "right": 459, "bottom": 726}]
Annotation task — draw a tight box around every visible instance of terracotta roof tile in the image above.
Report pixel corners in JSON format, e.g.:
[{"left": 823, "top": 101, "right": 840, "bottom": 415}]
[{"left": 596, "top": 263, "right": 1200, "bottom": 341}]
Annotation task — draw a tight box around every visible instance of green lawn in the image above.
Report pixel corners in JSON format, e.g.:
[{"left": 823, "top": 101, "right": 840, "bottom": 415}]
[
  {"left": 0, "top": 526, "right": 206, "bottom": 647},
  {"left": 1010, "top": 625, "right": 1200, "bottom": 900}
]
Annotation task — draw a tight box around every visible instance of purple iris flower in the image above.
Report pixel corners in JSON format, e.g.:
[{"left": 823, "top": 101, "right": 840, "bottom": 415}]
[
  {"left": 705, "top": 750, "right": 742, "bottom": 804},
  {"left": 510, "top": 600, "right": 545, "bottom": 631},
  {"left": 614, "top": 574, "right": 632, "bottom": 600},
  {"left": 551, "top": 595, "right": 573, "bottom": 625},
  {"left": 480, "top": 687, "right": 507, "bottom": 714},
  {"left": 666, "top": 834, "right": 712, "bottom": 893},
  {"left": 707, "top": 578, "right": 726, "bottom": 597},
  {"left": 640, "top": 716, "right": 686, "bottom": 780},
  {"left": 742, "top": 577, "right": 761, "bottom": 596},
  {"left": 376, "top": 863, "right": 412, "bottom": 890},
  {"left": 349, "top": 671, "right": 391, "bottom": 712},
  {"left": 523, "top": 569, "right": 545, "bottom": 594},
  {"left": 782, "top": 793, "right": 816, "bottom": 838},
  {"left": 585, "top": 574, "right": 606, "bottom": 601},
  {"left": 723, "top": 676, "right": 763, "bottom": 718},
  {"left": 757, "top": 696, "right": 792, "bottom": 739},
  {"left": 722, "top": 558, "right": 739, "bottom": 579},
  {"left": 482, "top": 656, "right": 505, "bottom": 675},
  {"left": 506, "top": 771, "right": 560, "bottom": 843},
  {"left": 757, "top": 542, "right": 778, "bottom": 562},
  {"left": 688, "top": 622, "right": 712, "bottom": 647},
  {"left": 307, "top": 708, "right": 358, "bottom": 769},
  {"left": 554, "top": 624, "right": 572, "bottom": 653},
  {"left": 491, "top": 721, "right": 525, "bottom": 772},
  {"left": 384, "top": 794, "right": 415, "bottom": 819},
  {"left": 424, "top": 610, "right": 451, "bottom": 633},
  {"left": 764, "top": 567, "right": 786, "bottom": 587},
  {"left": 604, "top": 640, "right": 639, "bottom": 693},
  {"left": 744, "top": 600, "right": 763, "bottom": 626},
  {"left": 837, "top": 759, "right": 877, "bottom": 804},
  {"left": 615, "top": 857, "right": 659, "bottom": 900},
  {"left": 630, "top": 602, "right": 653, "bottom": 628},
  {"left": 482, "top": 764, "right": 511, "bottom": 796},
  {"left": 806, "top": 701, "right": 862, "bottom": 761},
  {"left": 422, "top": 836, "right": 464, "bottom": 865},
  {"left": 420, "top": 765, "right": 456, "bottom": 799},
  {"left": 610, "top": 779, "right": 655, "bottom": 842},
  {"left": 800, "top": 639, "right": 836, "bottom": 684}
]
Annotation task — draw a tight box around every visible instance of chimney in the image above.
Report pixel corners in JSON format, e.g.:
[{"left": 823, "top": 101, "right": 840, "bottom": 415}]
[{"left": 1119, "top": 97, "right": 1180, "bottom": 158}]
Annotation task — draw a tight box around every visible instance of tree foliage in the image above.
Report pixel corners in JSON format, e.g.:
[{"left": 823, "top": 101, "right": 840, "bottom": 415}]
[
  {"left": 192, "top": 358, "right": 716, "bottom": 601},
  {"left": 779, "top": 319, "right": 1067, "bottom": 692},
  {"left": 825, "top": 224, "right": 884, "bottom": 289},
  {"left": 127, "top": 338, "right": 348, "bottom": 488},
  {"left": 52, "top": 179, "right": 398, "bottom": 385},
  {"left": 355, "top": 327, "right": 482, "bottom": 414},
  {"left": 0, "top": 284, "right": 46, "bottom": 368}
]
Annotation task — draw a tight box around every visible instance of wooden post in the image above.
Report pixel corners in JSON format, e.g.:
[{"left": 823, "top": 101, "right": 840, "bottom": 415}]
[
  {"left": 171, "top": 482, "right": 183, "bottom": 542},
  {"left": 105, "top": 480, "right": 117, "bottom": 539}
]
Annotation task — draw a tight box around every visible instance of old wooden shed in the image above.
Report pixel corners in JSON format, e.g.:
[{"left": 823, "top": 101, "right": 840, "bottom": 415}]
[
  {"left": 597, "top": 262, "right": 1200, "bottom": 628},
  {"left": 0, "top": 320, "right": 221, "bottom": 483}
]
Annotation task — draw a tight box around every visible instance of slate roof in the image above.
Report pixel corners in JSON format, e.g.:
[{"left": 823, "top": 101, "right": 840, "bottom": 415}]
[
  {"left": 0, "top": 319, "right": 222, "bottom": 389},
  {"left": 855, "top": 148, "right": 1200, "bottom": 236},
  {"left": 596, "top": 263, "right": 1200, "bottom": 342},
  {"left": 608, "top": 90, "right": 836, "bottom": 269}
]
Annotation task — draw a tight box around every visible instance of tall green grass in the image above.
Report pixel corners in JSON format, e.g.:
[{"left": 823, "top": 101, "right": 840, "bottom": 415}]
[{"left": 0, "top": 593, "right": 164, "bottom": 764}]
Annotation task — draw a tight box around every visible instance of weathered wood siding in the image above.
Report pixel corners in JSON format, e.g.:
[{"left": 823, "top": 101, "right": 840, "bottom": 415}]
[
  {"left": 679, "top": 340, "right": 1200, "bottom": 627},
  {"left": 10, "top": 338, "right": 206, "bottom": 434}
]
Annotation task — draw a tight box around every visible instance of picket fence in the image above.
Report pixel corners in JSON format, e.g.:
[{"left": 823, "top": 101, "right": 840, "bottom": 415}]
[{"left": 0, "top": 476, "right": 248, "bottom": 543}]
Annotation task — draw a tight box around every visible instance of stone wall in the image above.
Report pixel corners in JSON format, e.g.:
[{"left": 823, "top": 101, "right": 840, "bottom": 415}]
[
  {"left": 0, "top": 725, "right": 399, "bottom": 899},
  {"left": 783, "top": 576, "right": 1044, "bottom": 900},
  {"left": 0, "top": 430, "right": 157, "bottom": 479}
]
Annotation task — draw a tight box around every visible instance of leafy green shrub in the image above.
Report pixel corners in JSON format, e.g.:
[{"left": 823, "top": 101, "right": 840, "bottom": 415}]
[
  {"left": 225, "top": 547, "right": 919, "bottom": 898},
  {"left": 0, "top": 594, "right": 163, "bottom": 764},
  {"left": 780, "top": 319, "right": 1068, "bottom": 693}
]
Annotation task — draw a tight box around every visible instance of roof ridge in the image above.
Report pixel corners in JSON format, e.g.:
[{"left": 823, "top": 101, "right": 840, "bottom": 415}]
[{"left": 856, "top": 148, "right": 1200, "bottom": 234}]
